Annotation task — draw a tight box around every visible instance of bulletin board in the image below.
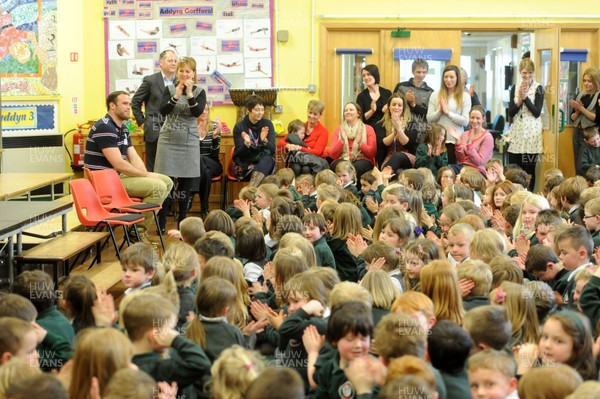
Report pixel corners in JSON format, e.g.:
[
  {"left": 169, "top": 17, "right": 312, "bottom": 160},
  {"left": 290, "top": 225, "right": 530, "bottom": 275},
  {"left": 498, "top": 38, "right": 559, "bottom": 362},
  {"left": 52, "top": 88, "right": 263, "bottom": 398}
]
[{"left": 103, "top": 0, "right": 273, "bottom": 105}]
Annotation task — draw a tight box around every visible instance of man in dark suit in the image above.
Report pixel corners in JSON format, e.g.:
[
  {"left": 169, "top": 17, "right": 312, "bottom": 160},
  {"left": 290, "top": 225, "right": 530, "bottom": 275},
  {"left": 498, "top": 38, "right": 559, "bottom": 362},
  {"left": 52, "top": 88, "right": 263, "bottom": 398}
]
[{"left": 132, "top": 49, "right": 177, "bottom": 171}]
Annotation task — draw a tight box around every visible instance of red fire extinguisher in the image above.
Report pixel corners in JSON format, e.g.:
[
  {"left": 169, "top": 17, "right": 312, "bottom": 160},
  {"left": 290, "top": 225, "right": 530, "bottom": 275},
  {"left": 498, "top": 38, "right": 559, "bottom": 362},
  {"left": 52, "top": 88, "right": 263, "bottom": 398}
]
[{"left": 72, "top": 129, "right": 84, "bottom": 167}]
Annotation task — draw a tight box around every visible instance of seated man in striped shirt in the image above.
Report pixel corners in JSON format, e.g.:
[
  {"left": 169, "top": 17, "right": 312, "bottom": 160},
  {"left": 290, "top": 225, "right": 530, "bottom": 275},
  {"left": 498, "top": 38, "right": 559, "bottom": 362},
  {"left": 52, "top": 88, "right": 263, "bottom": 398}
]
[{"left": 84, "top": 91, "right": 173, "bottom": 242}]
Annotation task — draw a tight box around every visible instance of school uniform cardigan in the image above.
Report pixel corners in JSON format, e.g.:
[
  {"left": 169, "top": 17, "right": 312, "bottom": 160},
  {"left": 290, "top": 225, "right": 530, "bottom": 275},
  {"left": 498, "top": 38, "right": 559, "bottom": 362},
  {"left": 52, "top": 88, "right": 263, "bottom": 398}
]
[{"left": 313, "top": 236, "right": 336, "bottom": 269}]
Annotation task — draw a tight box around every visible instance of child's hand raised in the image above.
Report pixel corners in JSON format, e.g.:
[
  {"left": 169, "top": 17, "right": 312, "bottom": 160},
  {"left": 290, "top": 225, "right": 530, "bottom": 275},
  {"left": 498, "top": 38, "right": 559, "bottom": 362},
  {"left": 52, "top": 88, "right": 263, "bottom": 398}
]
[
  {"left": 31, "top": 321, "right": 48, "bottom": 344},
  {"left": 347, "top": 233, "right": 368, "bottom": 257},
  {"left": 362, "top": 225, "right": 374, "bottom": 241},
  {"left": 243, "top": 319, "right": 268, "bottom": 336},
  {"left": 421, "top": 210, "right": 434, "bottom": 228},
  {"left": 480, "top": 204, "right": 493, "bottom": 221},
  {"left": 302, "top": 325, "right": 325, "bottom": 355},
  {"left": 156, "top": 381, "right": 179, "bottom": 399},
  {"left": 151, "top": 327, "right": 178, "bottom": 349},
  {"left": 234, "top": 199, "right": 251, "bottom": 215},
  {"left": 303, "top": 300, "right": 324, "bottom": 317},
  {"left": 263, "top": 261, "right": 274, "bottom": 282},
  {"left": 458, "top": 278, "right": 475, "bottom": 298},
  {"left": 166, "top": 229, "right": 182, "bottom": 239},
  {"left": 249, "top": 300, "right": 272, "bottom": 321},
  {"left": 92, "top": 287, "right": 117, "bottom": 327},
  {"left": 365, "top": 196, "right": 379, "bottom": 214},
  {"left": 515, "top": 233, "right": 530, "bottom": 261},
  {"left": 513, "top": 343, "right": 539, "bottom": 374},
  {"left": 369, "top": 257, "right": 386, "bottom": 271},
  {"left": 267, "top": 309, "right": 286, "bottom": 330}
]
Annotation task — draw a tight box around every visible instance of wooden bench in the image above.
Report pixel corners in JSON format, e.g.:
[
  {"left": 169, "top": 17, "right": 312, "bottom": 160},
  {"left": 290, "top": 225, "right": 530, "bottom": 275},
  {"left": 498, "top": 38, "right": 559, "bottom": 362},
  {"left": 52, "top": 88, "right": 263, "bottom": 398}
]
[
  {"left": 70, "top": 260, "right": 125, "bottom": 302},
  {"left": 15, "top": 231, "right": 109, "bottom": 284}
]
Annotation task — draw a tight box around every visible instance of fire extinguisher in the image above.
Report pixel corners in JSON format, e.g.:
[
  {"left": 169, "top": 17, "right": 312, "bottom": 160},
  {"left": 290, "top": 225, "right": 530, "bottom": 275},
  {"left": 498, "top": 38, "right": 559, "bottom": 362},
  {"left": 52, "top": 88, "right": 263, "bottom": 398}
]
[{"left": 72, "top": 129, "right": 84, "bottom": 167}]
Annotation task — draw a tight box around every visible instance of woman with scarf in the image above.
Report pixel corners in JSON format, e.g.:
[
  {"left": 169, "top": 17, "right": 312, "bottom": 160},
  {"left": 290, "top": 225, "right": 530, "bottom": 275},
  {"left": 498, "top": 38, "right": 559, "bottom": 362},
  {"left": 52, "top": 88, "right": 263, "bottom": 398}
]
[
  {"left": 507, "top": 58, "right": 544, "bottom": 191},
  {"left": 328, "top": 102, "right": 377, "bottom": 190}
]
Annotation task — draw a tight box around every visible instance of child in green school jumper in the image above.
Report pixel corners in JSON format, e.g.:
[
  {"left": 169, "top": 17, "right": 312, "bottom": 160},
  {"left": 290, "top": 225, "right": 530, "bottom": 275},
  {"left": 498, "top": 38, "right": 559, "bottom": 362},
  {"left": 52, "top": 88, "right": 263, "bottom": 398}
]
[
  {"left": 311, "top": 301, "right": 375, "bottom": 399},
  {"left": 303, "top": 213, "right": 336, "bottom": 269},
  {"left": 124, "top": 294, "right": 211, "bottom": 397}
]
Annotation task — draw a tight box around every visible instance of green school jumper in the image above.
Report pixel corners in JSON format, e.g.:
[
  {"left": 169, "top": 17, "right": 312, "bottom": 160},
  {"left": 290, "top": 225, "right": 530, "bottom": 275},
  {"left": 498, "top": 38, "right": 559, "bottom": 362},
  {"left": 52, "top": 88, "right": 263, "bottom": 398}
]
[
  {"left": 314, "top": 236, "right": 336, "bottom": 268},
  {"left": 132, "top": 335, "right": 210, "bottom": 392}
]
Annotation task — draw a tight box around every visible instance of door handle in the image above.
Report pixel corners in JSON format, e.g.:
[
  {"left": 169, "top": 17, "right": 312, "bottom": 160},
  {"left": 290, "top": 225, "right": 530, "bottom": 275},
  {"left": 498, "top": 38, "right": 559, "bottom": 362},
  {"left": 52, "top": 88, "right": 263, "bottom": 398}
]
[{"left": 559, "top": 109, "right": 565, "bottom": 133}]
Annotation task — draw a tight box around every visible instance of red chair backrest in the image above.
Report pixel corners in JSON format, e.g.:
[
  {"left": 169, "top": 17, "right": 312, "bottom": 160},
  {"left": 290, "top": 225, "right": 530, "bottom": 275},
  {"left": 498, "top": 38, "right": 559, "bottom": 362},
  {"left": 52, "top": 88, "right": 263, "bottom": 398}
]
[
  {"left": 69, "top": 179, "right": 114, "bottom": 225},
  {"left": 87, "top": 169, "right": 132, "bottom": 207}
]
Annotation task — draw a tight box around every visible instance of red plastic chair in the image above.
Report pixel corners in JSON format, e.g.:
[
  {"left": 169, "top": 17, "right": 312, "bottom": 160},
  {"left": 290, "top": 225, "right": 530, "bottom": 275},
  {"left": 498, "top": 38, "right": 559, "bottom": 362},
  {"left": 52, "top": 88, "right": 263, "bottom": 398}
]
[
  {"left": 69, "top": 179, "right": 144, "bottom": 259},
  {"left": 86, "top": 169, "right": 165, "bottom": 251}
]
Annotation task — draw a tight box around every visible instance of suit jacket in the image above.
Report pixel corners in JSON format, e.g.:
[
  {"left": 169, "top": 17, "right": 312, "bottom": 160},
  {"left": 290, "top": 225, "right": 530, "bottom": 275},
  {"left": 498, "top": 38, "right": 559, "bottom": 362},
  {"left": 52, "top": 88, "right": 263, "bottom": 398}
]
[{"left": 131, "top": 72, "right": 168, "bottom": 143}]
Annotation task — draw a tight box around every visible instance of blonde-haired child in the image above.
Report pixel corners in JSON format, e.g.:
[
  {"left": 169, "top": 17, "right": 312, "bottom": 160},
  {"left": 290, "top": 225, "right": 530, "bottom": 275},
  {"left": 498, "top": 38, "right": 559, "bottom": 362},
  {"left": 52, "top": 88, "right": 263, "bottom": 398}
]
[
  {"left": 456, "top": 260, "right": 493, "bottom": 311},
  {"left": 160, "top": 242, "right": 200, "bottom": 330},
  {"left": 279, "top": 232, "right": 317, "bottom": 268},
  {"left": 210, "top": 346, "right": 265, "bottom": 399},
  {"left": 361, "top": 241, "right": 404, "bottom": 292},
  {"left": 330, "top": 281, "right": 372, "bottom": 309},
  {"left": 304, "top": 267, "right": 340, "bottom": 308},
  {"left": 202, "top": 256, "right": 250, "bottom": 329},
  {"left": 371, "top": 207, "right": 404, "bottom": 243},
  {"left": 360, "top": 270, "right": 399, "bottom": 324},
  {"left": 512, "top": 193, "right": 551, "bottom": 240},
  {"left": 518, "top": 364, "right": 582, "bottom": 399},
  {"left": 335, "top": 160, "right": 358, "bottom": 197},
  {"left": 447, "top": 222, "right": 475, "bottom": 266},
  {"left": 490, "top": 281, "right": 539, "bottom": 347},
  {"left": 69, "top": 328, "right": 134, "bottom": 399},
  {"left": 328, "top": 203, "right": 365, "bottom": 282},
  {"left": 227, "top": 186, "right": 257, "bottom": 222},
  {"left": 415, "top": 122, "right": 448, "bottom": 176},
  {"left": 467, "top": 349, "right": 518, "bottom": 399},
  {"left": 378, "top": 217, "right": 414, "bottom": 250},
  {"left": 470, "top": 228, "right": 507, "bottom": 263},
  {"left": 0, "top": 358, "right": 40, "bottom": 398},
  {"left": 420, "top": 260, "right": 464, "bottom": 325},
  {"left": 185, "top": 276, "right": 249, "bottom": 365},
  {"left": 403, "top": 239, "right": 440, "bottom": 292},
  {"left": 489, "top": 255, "right": 523, "bottom": 289}
]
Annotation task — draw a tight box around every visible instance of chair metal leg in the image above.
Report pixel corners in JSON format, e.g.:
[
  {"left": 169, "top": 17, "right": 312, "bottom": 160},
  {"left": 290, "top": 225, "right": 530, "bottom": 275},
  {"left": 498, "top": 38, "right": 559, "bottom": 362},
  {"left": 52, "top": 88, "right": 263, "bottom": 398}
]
[
  {"left": 153, "top": 211, "right": 166, "bottom": 251},
  {"left": 132, "top": 224, "right": 141, "bottom": 242},
  {"left": 106, "top": 225, "right": 121, "bottom": 259}
]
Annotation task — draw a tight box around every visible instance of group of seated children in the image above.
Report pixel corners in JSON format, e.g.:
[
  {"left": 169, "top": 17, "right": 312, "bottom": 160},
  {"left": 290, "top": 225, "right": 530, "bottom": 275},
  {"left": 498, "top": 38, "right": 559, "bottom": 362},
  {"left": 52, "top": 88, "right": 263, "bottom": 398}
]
[{"left": 5, "top": 156, "right": 600, "bottom": 399}]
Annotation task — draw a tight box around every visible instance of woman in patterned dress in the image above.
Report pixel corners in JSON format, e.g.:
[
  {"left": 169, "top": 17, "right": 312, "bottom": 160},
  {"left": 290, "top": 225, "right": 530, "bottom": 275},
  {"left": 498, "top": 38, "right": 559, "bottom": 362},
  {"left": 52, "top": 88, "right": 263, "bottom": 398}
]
[{"left": 507, "top": 58, "right": 544, "bottom": 191}]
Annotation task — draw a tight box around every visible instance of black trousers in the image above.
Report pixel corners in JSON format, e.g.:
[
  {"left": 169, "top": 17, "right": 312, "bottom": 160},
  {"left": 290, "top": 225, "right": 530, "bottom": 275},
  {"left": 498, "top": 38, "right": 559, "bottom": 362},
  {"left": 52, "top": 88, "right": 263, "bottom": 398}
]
[{"left": 508, "top": 152, "right": 538, "bottom": 191}]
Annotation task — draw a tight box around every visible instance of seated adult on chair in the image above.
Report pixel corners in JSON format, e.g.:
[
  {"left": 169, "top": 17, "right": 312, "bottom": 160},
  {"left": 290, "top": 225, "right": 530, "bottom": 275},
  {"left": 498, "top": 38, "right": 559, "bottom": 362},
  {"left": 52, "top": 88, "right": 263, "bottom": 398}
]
[
  {"left": 232, "top": 94, "right": 276, "bottom": 187},
  {"left": 83, "top": 91, "right": 173, "bottom": 242}
]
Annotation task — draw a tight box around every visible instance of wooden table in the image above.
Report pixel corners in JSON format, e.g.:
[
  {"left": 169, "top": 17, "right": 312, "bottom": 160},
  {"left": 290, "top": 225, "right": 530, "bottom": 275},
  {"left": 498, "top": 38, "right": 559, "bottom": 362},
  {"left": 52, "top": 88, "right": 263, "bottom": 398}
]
[
  {"left": 0, "top": 172, "right": 73, "bottom": 201},
  {"left": 0, "top": 200, "right": 73, "bottom": 283}
]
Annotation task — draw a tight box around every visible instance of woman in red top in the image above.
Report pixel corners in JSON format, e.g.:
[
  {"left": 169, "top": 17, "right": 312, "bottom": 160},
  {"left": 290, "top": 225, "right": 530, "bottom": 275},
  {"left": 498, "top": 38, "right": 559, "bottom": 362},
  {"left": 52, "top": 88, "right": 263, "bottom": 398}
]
[
  {"left": 448, "top": 105, "right": 494, "bottom": 176},
  {"left": 328, "top": 102, "right": 377, "bottom": 189},
  {"left": 277, "top": 100, "right": 330, "bottom": 175}
]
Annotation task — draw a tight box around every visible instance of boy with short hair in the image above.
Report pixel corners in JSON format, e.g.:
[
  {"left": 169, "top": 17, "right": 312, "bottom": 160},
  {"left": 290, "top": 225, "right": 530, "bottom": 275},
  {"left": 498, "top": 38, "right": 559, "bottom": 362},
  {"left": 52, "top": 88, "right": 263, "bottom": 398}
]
[
  {"left": 0, "top": 294, "right": 72, "bottom": 371},
  {"left": 558, "top": 176, "right": 588, "bottom": 223},
  {"left": 467, "top": 349, "right": 518, "bottom": 399},
  {"left": 531, "top": 209, "right": 563, "bottom": 247},
  {"left": 10, "top": 270, "right": 75, "bottom": 345},
  {"left": 447, "top": 223, "right": 475, "bottom": 266},
  {"left": 276, "top": 168, "right": 302, "bottom": 201},
  {"left": 311, "top": 301, "right": 374, "bottom": 399},
  {"left": 178, "top": 216, "right": 205, "bottom": 245},
  {"left": 401, "top": 169, "right": 425, "bottom": 191},
  {"left": 120, "top": 242, "right": 158, "bottom": 296},
  {"left": 582, "top": 197, "right": 600, "bottom": 249},
  {"left": 457, "top": 260, "right": 493, "bottom": 311},
  {"left": 428, "top": 320, "right": 473, "bottom": 399},
  {"left": 296, "top": 174, "right": 317, "bottom": 211},
  {"left": 0, "top": 317, "right": 39, "bottom": 366},
  {"left": 556, "top": 225, "right": 594, "bottom": 307},
  {"left": 463, "top": 305, "right": 512, "bottom": 353},
  {"left": 359, "top": 172, "right": 382, "bottom": 222},
  {"left": 525, "top": 245, "right": 569, "bottom": 297},
  {"left": 577, "top": 126, "right": 600, "bottom": 176},
  {"left": 123, "top": 293, "right": 210, "bottom": 393},
  {"left": 302, "top": 213, "right": 335, "bottom": 268}
]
